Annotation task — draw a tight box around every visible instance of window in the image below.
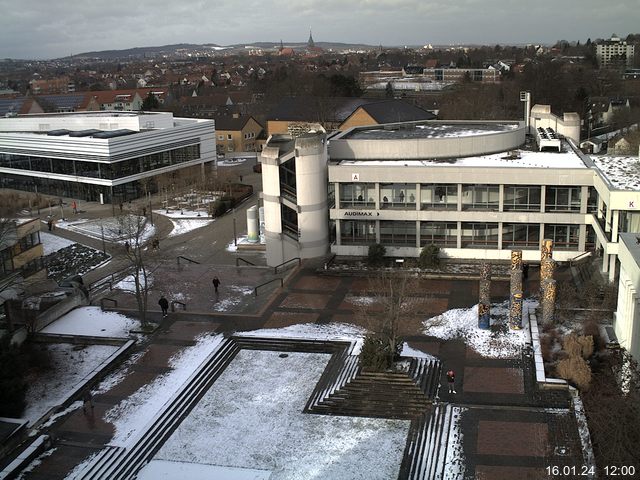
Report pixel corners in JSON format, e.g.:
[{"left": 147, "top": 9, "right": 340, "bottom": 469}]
[
  {"left": 227, "top": 134, "right": 233, "bottom": 140},
  {"left": 461, "top": 185, "right": 499, "bottom": 210},
  {"left": 279, "top": 158, "right": 297, "bottom": 200},
  {"left": 545, "top": 187, "right": 581, "bottom": 212},
  {"left": 421, "top": 184, "right": 457, "bottom": 210},
  {"left": 281, "top": 204, "right": 298, "bottom": 239},
  {"left": 340, "top": 220, "right": 376, "bottom": 245},
  {"left": 339, "top": 183, "right": 375, "bottom": 209},
  {"left": 420, "top": 222, "right": 457, "bottom": 247},
  {"left": 587, "top": 187, "right": 598, "bottom": 214},
  {"left": 379, "top": 221, "right": 416, "bottom": 246},
  {"left": 503, "top": 186, "right": 541, "bottom": 211},
  {"left": 502, "top": 223, "right": 540, "bottom": 248},
  {"left": 218, "top": 135, "right": 224, "bottom": 141},
  {"left": 380, "top": 183, "right": 416, "bottom": 209},
  {"left": 545, "top": 224, "right": 580, "bottom": 250},
  {"left": 461, "top": 222, "right": 499, "bottom": 248}
]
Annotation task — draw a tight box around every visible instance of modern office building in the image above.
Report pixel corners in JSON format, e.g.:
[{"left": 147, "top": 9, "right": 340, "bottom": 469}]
[{"left": 0, "top": 111, "right": 216, "bottom": 204}]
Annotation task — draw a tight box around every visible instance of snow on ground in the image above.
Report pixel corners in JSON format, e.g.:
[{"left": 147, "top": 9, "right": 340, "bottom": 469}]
[
  {"left": 138, "top": 460, "right": 271, "bottom": 480},
  {"left": 226, "top": 235, "right": 266, "bottom": 252},
  {"left": 40, "top": 306, "right": 138, "bottom": 338},
  {"left": 217, "top": 158, "right": 248, "bottom": 166},
  {"left": 114, "top": 274, "right": 154, "bottom": 294},
  {"left": 92, "top": 352, "right": 145, "bottom": 395},
  {"left": 238, "top": 323, "right": 366, "bottom": 354},
  {"left": 154, "top": 208, "right": 211, "bottom": 219},
  {"left": 212, "top": 286, "right": 255, "bottom": 312},
  {"left": 166, "top": 218, "right": 214, "bottom": 237},
  {"left": 401, "top": 342, "right": 437, "bottom": 360},
  {"left": 424, "top": 300, "right": 532, "bottom": 358},
  {"left": 105, "top": 334, "right": 224, "bottom": 446},
  {"left": 24, "top": 343, "right": 119, "bottom": 425},
  {"left": 15, "top": 448, "right": 57, "bottom": 480},
  {"left": 444, "top": 407, "right": 466, "bottom": 480},
  {"left": 39, "top": 231, "right": 75, "bottom": 255},
  {"left": 56, "top": 216, "right": 156, "bottom": 245},
  {"left": 153, "top": 350, "right": 410, "bottom": 480}
]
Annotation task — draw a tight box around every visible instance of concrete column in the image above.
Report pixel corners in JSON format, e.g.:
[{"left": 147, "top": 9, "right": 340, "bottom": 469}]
[
  {"left": 374, "top": 183, "right": 380, "bottom": 210},
  {"left": 578, "top": 224, "right": 587, "bottom": 251},
  {"left": 609, "top": 254, "right": 617, "bottom": 283},
  {"left": 597, "top": 197, "right": 604, "bottom": 219},
  {"left": 605, "top": 206, "right": 612, "bottom": 233},
  {"left": 540, "top": 186, "right": 546, "bottom": 213},
  {"left": 498, "top": 184, "right": 504, "bottom": 213},
  {"left": 603, "top": 253, "right": 610, "bottom": 273},
  {"left": 415, "top": 183, "right": 422, "bottom": 210},
  {"left": 247, "top": 205, "right": 259, "bottom": 243},
  {"left": 456, "top": 221, "right": 462, "bottom": 249},
  {"left": 375, "top": 220, "right": 380, "bottom": 243},
  {"left": 498, "top": 222, "right": 503, "bottom": 251},
  {"left": 416, "top": 220, "right": 421, "bottom": 249},
  {"left": 612, "top": 210, "right": 620, "bottom": 242},
  {"left": 335, "top": 183, "right": 340, "bottom": 209},
  {"left": 539, "top": 223, "right": 545, "bottom": 250},
  {"left": 580, "top": 186, "right": 589, "bottom": 214},
  {"left": 335, "top": 219, "right": 342, "bottom": 246},
  {"left": 457, "top": 184, "right": 463, "bottom": 211},
  {"left": 259, "top": 206, "right": 265, "bottom": 244}
]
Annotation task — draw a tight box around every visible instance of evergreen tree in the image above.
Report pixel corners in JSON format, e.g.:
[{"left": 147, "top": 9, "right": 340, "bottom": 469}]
[{"left": 141, "top": 92, "right": 160, "bottom": 111}]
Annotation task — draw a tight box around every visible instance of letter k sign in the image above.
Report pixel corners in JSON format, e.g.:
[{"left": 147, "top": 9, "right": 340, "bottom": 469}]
[{"left": 630, "top": 201, "right": 636, "bottom": 208}]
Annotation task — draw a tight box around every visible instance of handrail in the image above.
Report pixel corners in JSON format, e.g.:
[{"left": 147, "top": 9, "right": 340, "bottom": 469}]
[
  {"left": 100, "top": 297, "right": 118, "bottom": 309},
  {"left": 569, "top": 250, "right": 592, "bottom": 266},
  {"left": 274, "top": 257, "right": 301, "bottom": 274},
  {"left": 177, "top": 256, "right": 200, "bottom": 265},
  {"left": 254, "top": 277, "right": 283, "bottom": 296},
  {"left": 323, "top": 253, "right": 337, "bottom": 270},
  {"left": 236, "top": 257, "right": 256, "bottom": 266},
  {"left": 170, "top": 300, "right": 186, "bottom": 312}
]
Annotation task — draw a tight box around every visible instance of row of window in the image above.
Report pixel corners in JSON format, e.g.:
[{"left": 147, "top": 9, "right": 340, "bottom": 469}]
[
  {"left": 0, "top": 145, "right": 201, "bottom": 180},
  {"left": 338, "top": 183, "right": 596, "bottom": 213},
  {"left": 1, "top": 232, "right": 41, "bottom": 274},
  {"left": 339, "top": 220, "right": 584, "bottom": 250}
]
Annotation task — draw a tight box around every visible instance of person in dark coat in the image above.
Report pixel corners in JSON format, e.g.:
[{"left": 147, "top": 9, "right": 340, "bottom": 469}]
[
  {"left": 158, "top": 295, "right": 169, "bottom": 316},
  {"left": 446, "top": 370, "right": 456, "bottom": 394},
  {"left": 212, "top": 276, "right": 220, "bottom": 294}
]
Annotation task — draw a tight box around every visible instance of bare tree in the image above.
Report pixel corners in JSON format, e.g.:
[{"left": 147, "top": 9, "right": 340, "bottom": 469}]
[
  {"left": 356, "top": 272, "right": 437, "bottom": 370},
  {"left": 113, "top": 213, "right": 156, "bottom": 327}
]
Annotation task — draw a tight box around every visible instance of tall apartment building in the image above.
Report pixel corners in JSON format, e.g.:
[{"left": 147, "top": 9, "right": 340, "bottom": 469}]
[{"left": 596, "top": 35, "right": 635, "bottom": 67}]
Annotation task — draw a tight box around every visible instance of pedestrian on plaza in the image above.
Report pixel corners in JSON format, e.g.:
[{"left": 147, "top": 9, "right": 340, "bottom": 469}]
[
  {"left": 119, "top": 202, "right": 123, "bottom": 212},
  {"left": 47, "top": 219, "right": 53, "bottom": 231},
  {"left": 72, "top": 200, "right": 77, "bottom": 214},
  {"left": 212, "top": 276, "right": 220, "bottom": 294},
  {"left": 523, "top": 263, "right": 530, "bottom": 280},
  {"left": 142, "top": 206, "right": 147, "bottom": 217},
  {"left": 82, "top": 391, "right": 94, "bottom": 412},
  {"left": 124, "top": 241, "right": 130, "bottom": 253},
  {"left": 152, "top": 238, "right": 160, "bottom": 250},
  {"left": 446, "top": 369, "right": 456, "bottom": 394},
  {"left": 158, "top": 295, "right": 169, "bottom": 317}
]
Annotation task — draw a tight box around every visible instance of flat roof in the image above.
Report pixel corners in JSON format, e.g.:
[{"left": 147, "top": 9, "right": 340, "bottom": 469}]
[
  {"left": 592, "top": 156, "right": 640, "bottom": 191},
  {"left": 336, "top": 141, "right": 588, "bottom": 169},
  {"left": 619, "top": 233, "right": 640, "bottom": 267},
  {"left": 342, "top": 122, "right": 520, "bottom": 140}
]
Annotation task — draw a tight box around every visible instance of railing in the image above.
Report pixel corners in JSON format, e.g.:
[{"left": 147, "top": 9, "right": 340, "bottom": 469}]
[
  {"left": 323, "top": 253, "right": 337, "bottom": 270},
  {"left": 254, "top": 278, "right": 283, "bottom": 296},
  {"left": 274, "top": 257, "right": 301, "bottom": 274},
  {"left": 100, "top": 298, "right": 118, "bottom": 309},
  {"left": 569, "top": 250, "right": 593, "bottom": 267},
  {"left": 177, "top": 256, "right": 200, "bottom": 265},
  {"left": 170, "top": 300, "right": 186, "bottom": 312},
  {"left": 89, "top": 268, "right": 130, "bottom": 293},
  {"left": 235, "top": 257, "right": 256, "bottom": 267}
]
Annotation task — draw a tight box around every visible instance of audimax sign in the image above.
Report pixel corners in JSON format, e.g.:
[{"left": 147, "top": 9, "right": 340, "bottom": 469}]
[{"left": 343, "top": 211, "right": 380, "bottom": 216}]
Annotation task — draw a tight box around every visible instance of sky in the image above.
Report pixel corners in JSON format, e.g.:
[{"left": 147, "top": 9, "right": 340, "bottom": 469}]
[{"left": 0, "top": 0, "right": 638, "bottom": 60}]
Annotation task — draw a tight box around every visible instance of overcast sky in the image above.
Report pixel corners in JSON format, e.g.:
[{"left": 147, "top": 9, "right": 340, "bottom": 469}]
[{"left": 0, "top": 0, "right": 638, "bottom": 59}]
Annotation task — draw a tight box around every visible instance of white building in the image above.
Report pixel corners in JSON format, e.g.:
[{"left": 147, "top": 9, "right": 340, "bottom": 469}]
[
  {"left": 0, "top": 111, "right": 215, "bottom": 204},
  {"left": 596, "top": 35, "right": 635, "bottom": 67}
]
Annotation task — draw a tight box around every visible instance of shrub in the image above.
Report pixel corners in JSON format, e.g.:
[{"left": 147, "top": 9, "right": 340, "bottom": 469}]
[
  {"left": 360, "top": 334, "right": 402, "bottom": 372},
  {"left": 367, "top": 243, "right": 386, "bottom": 267},
  {"left": 556, "top": 355, "right": 592, "bottom": 390},
  {"left": 418, "top": 244, "right": 440, "bottom": 269},
  {"left": 563, "top": 333, "right": 594, "bottom": 359},
  {"left": 583, "top": 320, "right": 605, "bottom": 351}
]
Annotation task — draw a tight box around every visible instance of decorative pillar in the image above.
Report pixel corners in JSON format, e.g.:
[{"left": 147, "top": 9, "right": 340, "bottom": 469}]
[
  {"left": 541, "top": 279, "right": 557, "bottom": 325},
  {"left": 541, "top": 238, "right": 553, "bottom": 260},
  {"left": 478, "top": 263, "right": 491, "bottom": 329},
  {"left": 509, "top": 293, "right": 523, "bottom": 329},
  {"left": 510, "top": 250, "right": 523, "bottom": 329}
]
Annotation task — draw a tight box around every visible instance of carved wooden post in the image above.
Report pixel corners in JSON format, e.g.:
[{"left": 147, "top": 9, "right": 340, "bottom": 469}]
[
  {"left": 509, "top": 250, "right": 524, "bottom": 329},
  {"left": 509, "top": 292, "right": 523, "bottom": 329},
  {"left": 478, "top": 263, "right": 491, "bottom": 329},
  {"left": 541, "top": 238, "right": 553, "bottom": 260},
  {"left": 541, "top": 278, "right": 557, "bottom": 325}
]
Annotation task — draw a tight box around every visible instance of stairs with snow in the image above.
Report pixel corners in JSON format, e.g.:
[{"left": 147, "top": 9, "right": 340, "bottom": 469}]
[{"left": 399, "top": 404, "right": 465, "bottom": 480}]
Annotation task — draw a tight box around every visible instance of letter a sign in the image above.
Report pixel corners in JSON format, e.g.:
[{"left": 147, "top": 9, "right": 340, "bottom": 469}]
[{"left": 351, "top": 173, "right": 360, "bottom": 181}]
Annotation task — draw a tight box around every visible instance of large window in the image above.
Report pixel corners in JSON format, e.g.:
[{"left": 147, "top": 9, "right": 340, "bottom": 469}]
[
  {"left": 587, "top": 187, "right": 598, "bottom": 214},
  {"left": 545, "top": 187, "right": 581, "bottom": 212},
  {"left": 340, "top": 220, "right": 376, "bottom": 245},
  {"left": 502, "top": 223, "right": 540, "bottom": 248},
  {"left": 279, "top": 158, "right": 296, "bottom": 200},
  {"left": 281, "top": 204, "right": 298, "bottom": 239},
  {"left": 503, "top": 186, "right": 541, "bottom": 211},
  {"left": 545, "top": 224, "right": 580, "bottom": 250},
  {"left": 380, "top": 183, "right": 416, "bottom": 209},
  {"left": 461, "top": 222, "right": 499, "bottom": 248},
  {"left": 339, "top": 183, "right": 375, "bottom": 209},
  {"left": 421, "top": 184, "right": 457, "bottom": 210},
  {"left": 420, "top": 222, "right": 457, "bottom": 247},
  {"left": 461, "top": 185, "right": 499, "bottom": 210},
  {"left": 379, "top": 221, "right": 416, "bottom": 246}
]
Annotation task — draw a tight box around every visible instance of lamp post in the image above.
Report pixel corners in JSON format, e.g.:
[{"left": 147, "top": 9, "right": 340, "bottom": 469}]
[{"left": 233, "top": 208, "right": 237, "bottom": 246}]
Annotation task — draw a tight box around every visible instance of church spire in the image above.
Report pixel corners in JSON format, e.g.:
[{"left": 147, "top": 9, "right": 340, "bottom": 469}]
[{"left": 307, "top": 27, "right": 315, "bottom": 48}]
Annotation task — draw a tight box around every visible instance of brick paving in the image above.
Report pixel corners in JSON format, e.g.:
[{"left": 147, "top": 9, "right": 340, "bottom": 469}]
[{"left": 12, "top": 197, "right": 585, "bottom": 479}]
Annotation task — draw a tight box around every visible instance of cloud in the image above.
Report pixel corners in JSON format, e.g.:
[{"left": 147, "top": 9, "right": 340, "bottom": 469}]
[{"left": 0, "top": 0, "right": 638, "bottom": 58}]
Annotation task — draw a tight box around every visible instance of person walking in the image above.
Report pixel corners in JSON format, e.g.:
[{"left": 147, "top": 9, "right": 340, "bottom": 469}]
[
  {"left": 212, "top": 276, "right": 220, "bottom": 294},
  {"left": 72, "top": 200, "right": 77, "bottom": 214},
  {"left": 82, "top": 391, "right": 94, "bottom": 412},
  {"left": 158, "top": 295, "right": 169, "bottom": 317},
  {"left": 446, "top": 369, "right": 456, "bottom": 394}
]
